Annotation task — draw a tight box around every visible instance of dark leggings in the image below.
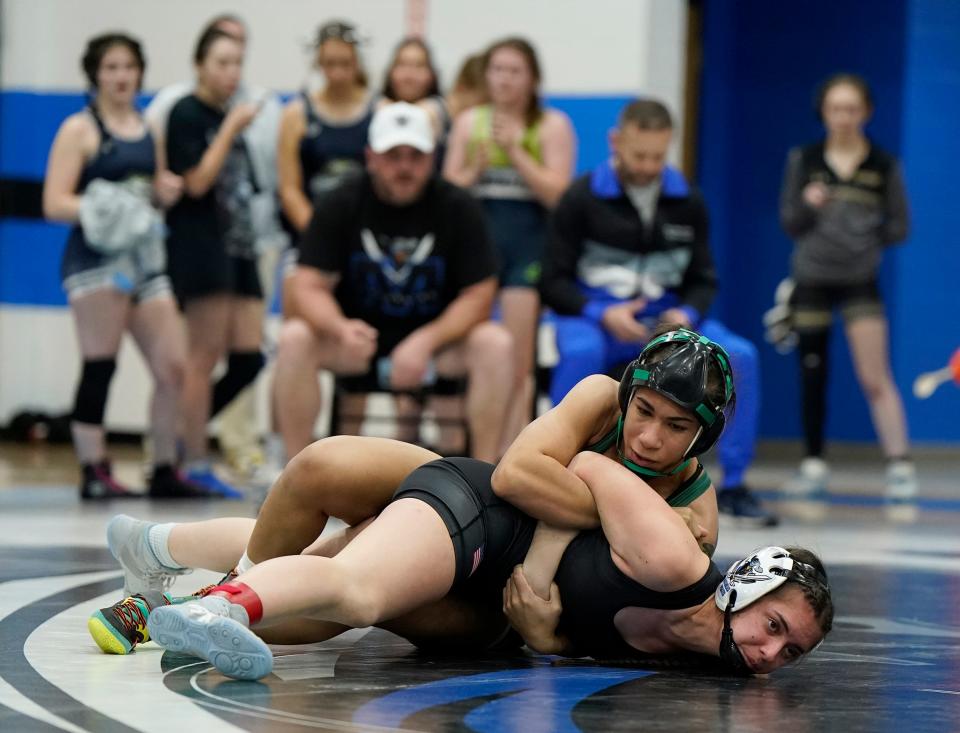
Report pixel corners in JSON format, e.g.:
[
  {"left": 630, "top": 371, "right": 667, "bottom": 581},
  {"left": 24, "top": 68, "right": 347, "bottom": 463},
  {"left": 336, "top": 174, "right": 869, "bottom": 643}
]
[{"left": 797, "top": 329, "right": 829, "bottom": 458}]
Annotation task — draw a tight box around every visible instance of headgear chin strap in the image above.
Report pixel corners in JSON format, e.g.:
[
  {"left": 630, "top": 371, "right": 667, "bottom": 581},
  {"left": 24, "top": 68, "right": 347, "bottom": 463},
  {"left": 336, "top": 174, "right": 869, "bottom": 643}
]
[
  {"left": 718, "top": 589, "right": 751, "bottom": 675},
  {"left": 714, "top": 546, "right": 830, "bottom": 674}
]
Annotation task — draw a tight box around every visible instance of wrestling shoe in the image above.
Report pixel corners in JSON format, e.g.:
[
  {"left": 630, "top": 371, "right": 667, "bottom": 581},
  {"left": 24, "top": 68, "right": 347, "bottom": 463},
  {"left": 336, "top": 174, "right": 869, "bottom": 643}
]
[
  {"left": 717, "top": 485, "right": 779, "bottom": 528},
  {"left": 80, "top": 461, "right": 139, "bottom": 500},
  {"left": 88, "top": 591, "right": 169, "bottom": 655},
  {"left": 185, "top": 464, "right": 245, "bottom": 499},
  {"left": 885, "top": 459, "right": 917, "bottom": 501},
  {"left": 107, "top": 514, "right": 190, "bottom": 596},
  {"left": 147, "top": 596, "right": 273, "bottom": 681}
]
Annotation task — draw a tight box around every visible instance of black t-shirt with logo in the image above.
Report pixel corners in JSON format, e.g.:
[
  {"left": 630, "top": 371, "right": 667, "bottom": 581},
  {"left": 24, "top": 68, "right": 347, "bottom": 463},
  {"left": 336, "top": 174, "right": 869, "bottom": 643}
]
[
  {"left": 299, "top": 172, "right": 498, "bottom": 355},
  {"left": 166, "top": 94, "right": 257, "bottom": 262}
]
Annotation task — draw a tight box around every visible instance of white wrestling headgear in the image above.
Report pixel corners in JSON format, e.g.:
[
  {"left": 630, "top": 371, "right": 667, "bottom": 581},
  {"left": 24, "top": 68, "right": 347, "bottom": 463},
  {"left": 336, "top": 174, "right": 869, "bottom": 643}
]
[
  {"left": 715, "top": 546, "right": 830, "bottom": 674},
  {"left": 715, "top": 546, "right": 825, "bottom": 612}
]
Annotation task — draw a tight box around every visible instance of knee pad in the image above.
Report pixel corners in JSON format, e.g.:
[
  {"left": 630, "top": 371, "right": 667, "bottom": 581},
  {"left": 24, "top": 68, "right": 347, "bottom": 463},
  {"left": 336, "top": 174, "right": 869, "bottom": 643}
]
[{"left": 73, "top": 358, "right": 117, "bottom": 425}]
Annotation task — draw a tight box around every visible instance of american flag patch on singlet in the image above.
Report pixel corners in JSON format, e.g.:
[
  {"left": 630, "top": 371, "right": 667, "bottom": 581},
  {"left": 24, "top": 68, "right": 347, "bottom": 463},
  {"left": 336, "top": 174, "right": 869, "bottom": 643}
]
[{"left": 469, "top": 545, "right": 485, "bottom": 577}]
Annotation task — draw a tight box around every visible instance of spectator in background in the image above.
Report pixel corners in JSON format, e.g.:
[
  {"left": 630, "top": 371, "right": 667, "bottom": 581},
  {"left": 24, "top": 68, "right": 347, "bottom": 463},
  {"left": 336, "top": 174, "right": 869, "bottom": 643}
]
[
  {"left": 445, "top": 53, "right": 487, "bottom": 120},
  {"left": 379, "top": 38, "right": 447, "bottom": 140},
  {"left": 273, "top": 103, "right": 514, "bottom": 463},
  {"left": 779, "top": 73, "right": 913, "bottom": 499},
  {"left": 444, "top": 37, "right": 576, "bottom": 457},
  {"left": 43, "top": 33, "right": 206, "bottom": 499},
  {"left": 164, "top": 28, "right": 266, "bottom": 498},
  {"left": 539, "top": 98, "right": 777, "bottom": 527},
  {"left": 276, "top": 20, "right": 374, "bottom": 246},
  {"left": 144, "top": 14, "right": 286, "bottom": 480}
]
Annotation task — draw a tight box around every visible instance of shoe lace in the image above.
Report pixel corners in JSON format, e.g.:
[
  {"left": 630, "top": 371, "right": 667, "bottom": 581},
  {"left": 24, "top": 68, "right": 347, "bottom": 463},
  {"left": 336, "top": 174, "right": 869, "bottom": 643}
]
[
  {"left": 189, "top": 568, "right": 238, "bottom": 598},
  {"left": 139, "top": 565, "right": 189, "bottom": 593},
  {"left": 113, "top": 596, "right": 151, "bottom": 642}
]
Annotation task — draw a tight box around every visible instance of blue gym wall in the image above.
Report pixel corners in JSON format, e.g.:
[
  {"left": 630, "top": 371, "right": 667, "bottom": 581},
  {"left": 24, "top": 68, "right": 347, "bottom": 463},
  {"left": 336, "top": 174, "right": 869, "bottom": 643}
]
[
  {"left": 699, "top": 0, "right": 960, "bottom": 443},
  {"left": 0, "top": 91, "right": 629, "bottom": 309}
]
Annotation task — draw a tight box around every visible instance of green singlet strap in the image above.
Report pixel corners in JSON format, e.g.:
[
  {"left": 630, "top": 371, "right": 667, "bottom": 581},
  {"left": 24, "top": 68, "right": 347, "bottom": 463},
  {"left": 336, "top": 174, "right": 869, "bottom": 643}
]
[
  {"left": 586, "top": 420, "right": 620, "bottom": 454},
  {"left": 665, "top": 462, "right": 713, "bottom": 507}
]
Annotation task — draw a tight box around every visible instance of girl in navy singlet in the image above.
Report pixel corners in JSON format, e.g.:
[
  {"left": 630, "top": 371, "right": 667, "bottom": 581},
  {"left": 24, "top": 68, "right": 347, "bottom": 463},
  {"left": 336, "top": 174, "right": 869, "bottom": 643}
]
[
  {"left": 43, "top": 34, "right": 203, "bottom": 500},
  {"left": 277, "top": 21, "right": 374, "bottom": 246}
]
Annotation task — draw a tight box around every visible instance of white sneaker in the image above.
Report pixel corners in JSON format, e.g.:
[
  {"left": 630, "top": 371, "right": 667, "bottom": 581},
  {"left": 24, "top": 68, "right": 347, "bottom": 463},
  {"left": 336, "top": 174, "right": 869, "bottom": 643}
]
[
  {"left": 147, "top": 596, "right": 272, "bottom": 680},
  {"left": 782, "top": 457, "right": 829, "bottom": 496},
  {"left": 106, "top": 514, "right": 190, "bottom": 596},
  {"left": 886, "top": 460, "right": 917, "bottom": 501}
]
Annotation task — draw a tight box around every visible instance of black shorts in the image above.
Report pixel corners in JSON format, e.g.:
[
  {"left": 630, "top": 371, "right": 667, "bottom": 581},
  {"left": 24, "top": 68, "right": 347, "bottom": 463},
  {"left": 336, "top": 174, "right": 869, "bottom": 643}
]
[
  {"left": 391, "top": 458, "right": 535, "bottom": 594},
  {"left": 167, "top": 245, "right": 263, "bottom": 306},
  {"left": 792, "top": 280, "right": 884, "bottom": 332}
]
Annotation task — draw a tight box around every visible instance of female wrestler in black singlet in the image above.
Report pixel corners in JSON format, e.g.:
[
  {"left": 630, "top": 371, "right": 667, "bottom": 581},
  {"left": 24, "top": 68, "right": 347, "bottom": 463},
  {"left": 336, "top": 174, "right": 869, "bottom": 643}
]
[
  {"left": 140, "top": 328, "right": 833, "bottom": 679},
  {"left": 95, "top": 326, "right": 733, "bottom": 652}
]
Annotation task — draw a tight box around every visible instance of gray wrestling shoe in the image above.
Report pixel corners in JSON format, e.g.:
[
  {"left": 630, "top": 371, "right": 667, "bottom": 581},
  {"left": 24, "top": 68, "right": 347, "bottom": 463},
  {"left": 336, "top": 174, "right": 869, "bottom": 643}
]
[
  {"left": 107, "top": 514, "right": 190, "bottom": 596},
  {"left": 147, "top": 596, "right": 273, "bottom": 681}
]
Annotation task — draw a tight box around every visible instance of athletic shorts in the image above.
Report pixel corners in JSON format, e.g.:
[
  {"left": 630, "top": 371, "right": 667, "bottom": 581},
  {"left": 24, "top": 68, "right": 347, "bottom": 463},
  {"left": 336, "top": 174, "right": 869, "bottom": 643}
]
[
  {"left": 792, "top": 280, "right": 884, "bottom": 331},
  {"left": 391, "top": 457, "right": 536, "bottom": 593},
  {"left": 167, "top": 242, "right": 263, "bottom": 306},
  {"left": 61, "top": 229, "right": 171, "bottom": 303},
  {"left": 481, "top": 198, "right": 546, "bottom": 289}
]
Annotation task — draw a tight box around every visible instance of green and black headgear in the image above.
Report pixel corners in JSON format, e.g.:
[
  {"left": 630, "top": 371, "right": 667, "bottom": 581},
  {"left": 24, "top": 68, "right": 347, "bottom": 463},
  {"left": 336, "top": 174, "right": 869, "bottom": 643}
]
[{"left": 618, "top": 328, "right": 736, "bottom": 470}]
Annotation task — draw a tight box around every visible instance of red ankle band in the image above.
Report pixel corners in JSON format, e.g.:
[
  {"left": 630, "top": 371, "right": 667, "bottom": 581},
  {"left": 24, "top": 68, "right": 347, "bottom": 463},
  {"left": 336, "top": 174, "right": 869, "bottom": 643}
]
[{"left": 209, "top": 582, "right": 264, "bottom": 625}]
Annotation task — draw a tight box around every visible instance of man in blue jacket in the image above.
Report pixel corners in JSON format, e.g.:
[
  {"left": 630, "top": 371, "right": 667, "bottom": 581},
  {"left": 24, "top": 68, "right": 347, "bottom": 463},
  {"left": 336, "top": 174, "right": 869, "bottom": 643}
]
[{"left": 540, "top": 98, "right": 776, "bottom": 527}]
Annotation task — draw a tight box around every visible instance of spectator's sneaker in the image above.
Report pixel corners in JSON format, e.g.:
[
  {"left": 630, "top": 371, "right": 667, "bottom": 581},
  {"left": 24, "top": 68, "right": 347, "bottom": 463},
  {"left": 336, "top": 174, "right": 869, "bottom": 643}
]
[
  {"left": 148, "top": 596, "right": 272, "bottom": 680},
  {"left": 148, "top": 465, "right": 212, "bottom": 499},
  {"left": 717, "top": 486, "right": 779, "bottom": 528},
  {"left": 185, "top": 464, "right": 245, "bottom": 499},
  {"left": 80, "top": 461, "right": 138, "bottom": 500},
  {"left": 107, "top": 514, "right": 190, "bottom": 596},
  {"left": 781, "top": 457, "right": 829, "bottom": 497},
  {"left": 885, "top": 459, "right": 917, "bottom": 501},
  {"left": 88, "top": 591, "right": 169, "bottom": 654}
]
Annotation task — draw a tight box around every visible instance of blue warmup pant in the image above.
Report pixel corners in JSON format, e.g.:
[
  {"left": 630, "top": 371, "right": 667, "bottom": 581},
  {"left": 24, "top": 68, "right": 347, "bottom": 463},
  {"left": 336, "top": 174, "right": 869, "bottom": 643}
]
[{"left": 550, "top": 316, "right": 759, "bottom": 489}]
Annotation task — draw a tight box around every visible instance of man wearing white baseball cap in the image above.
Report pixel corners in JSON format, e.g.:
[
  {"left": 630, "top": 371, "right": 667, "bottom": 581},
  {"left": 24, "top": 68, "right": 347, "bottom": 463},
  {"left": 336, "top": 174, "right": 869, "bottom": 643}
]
[
  {"left": 272, "top": 102, "right": 514, "bottom": 464},
  {"left": 368, "top": 101, "right": 436, "bottom": 155}
]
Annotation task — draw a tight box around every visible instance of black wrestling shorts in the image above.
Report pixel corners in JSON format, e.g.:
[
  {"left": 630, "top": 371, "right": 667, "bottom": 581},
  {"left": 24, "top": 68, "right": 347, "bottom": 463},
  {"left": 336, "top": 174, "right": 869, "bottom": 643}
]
[{"left": 392, "top": 457, "right": 535, "bottom": 591}]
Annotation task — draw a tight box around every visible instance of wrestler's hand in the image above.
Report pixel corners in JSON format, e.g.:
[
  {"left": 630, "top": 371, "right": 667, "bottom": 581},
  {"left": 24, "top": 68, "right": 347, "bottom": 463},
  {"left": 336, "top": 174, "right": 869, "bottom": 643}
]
[
  {"left": 673, "top": 506, "right": 711, "bottom": 556},
  {"left": 503, "top": 565, "right": 568, "bottom": 655}
]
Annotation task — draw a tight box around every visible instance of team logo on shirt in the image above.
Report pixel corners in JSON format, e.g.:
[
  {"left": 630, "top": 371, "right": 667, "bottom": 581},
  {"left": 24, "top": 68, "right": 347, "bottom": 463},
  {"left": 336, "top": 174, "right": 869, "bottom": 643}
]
[{"left": 353, "top": 228, "right": 444, "bottom": 317}]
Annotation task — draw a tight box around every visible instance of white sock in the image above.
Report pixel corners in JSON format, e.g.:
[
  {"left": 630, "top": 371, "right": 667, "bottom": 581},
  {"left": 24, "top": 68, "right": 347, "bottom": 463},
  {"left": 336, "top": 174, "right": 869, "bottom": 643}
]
[
  {"left": 147, "top": 523, "right": 186, "bottom": 570},
  {"left": 236, "top": 551, "right": 255, "bottom": 574}
]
